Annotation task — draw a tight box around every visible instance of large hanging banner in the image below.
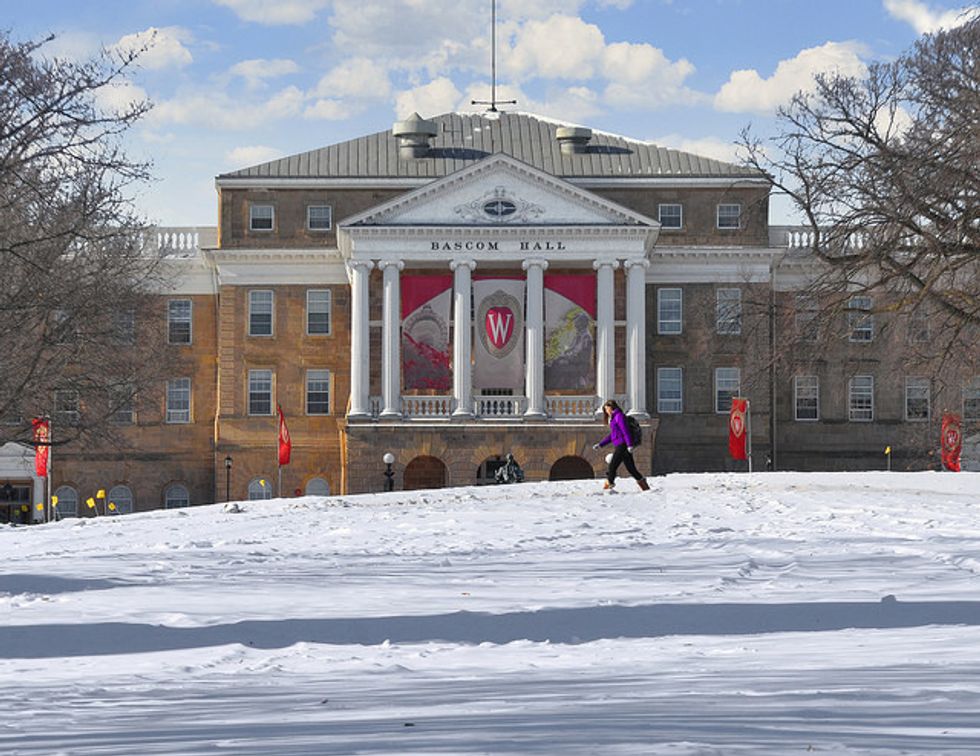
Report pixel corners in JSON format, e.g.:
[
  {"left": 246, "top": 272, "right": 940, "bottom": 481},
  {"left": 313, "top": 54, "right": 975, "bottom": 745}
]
[
  {"left": 544, "top": 273, "right": 596, "bottom": 391},
  {"left": 401, "top": 274, "right": 453, "bottom": 391},
  {"left": 473, "top": 276, "right": 525, "bottom": 391}
]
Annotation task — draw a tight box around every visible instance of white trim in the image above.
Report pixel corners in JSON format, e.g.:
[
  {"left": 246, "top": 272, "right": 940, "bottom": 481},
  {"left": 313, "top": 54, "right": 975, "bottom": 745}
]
[
  {"left": 848, "top": 375, "right": 875, "bottom": 422},
  {"left": 904, "top": 377, "right": 930, "bottom": 422},
  {"left": 305, "top": 289, "right": 332, "bottom": 336},
  {"left": 794, "top": 375, "right": 820, "bottom": 422},
  {"left": 167, "top": 298, "right": 193, "bottom": 345},
  {"left": 249, "top": 203, "right": 275, "bottom": 232},
  {"left": 248, "top": 289, "right": 275, "bottom": 337},
  {"left": 307, "top": 204, "right": 332, "bottom": 232},
  {"left": 305, "top": 369, "right": 331, "bottom": 416},
  {"left": 247, "top": 369, "right": 275, "bottom": 416},
  {"left": 714, "top": 367, "right": 740, "bottom": 414},
  {"left": 716, "top": 203, "right": 742, "bottom": 230},
  {"left": 656, "top": 367, "right": 683, "bottom": 413},
  {"left": 656, "top": 287, "right": 683, "bottom": 335},
  {"left": 216, "top": 176, "right": 771, "bottom": 190},
  {"left": 657, "top": 203, "right": 683, "bottom": 230}
]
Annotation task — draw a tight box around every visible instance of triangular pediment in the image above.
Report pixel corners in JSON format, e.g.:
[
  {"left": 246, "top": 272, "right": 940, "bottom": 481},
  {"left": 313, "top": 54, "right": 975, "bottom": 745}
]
[{"left": 341, "top": 154, "right": 657, "bottom": 229}]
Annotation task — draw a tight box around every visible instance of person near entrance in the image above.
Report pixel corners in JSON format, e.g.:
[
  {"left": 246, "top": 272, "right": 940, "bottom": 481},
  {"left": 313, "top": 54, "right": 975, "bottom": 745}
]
[{"left": 592, "top": 399, "right": 649, "bottom": 491}]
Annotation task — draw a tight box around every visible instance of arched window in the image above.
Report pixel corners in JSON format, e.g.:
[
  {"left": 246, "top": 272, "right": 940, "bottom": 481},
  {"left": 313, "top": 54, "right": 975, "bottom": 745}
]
[
  {"left": 248, "top": 477, "right": 272, "bottom": 500},
  {"left": 107, "top": 485, "right": 134, "bottom": 514},
  {"left": 164, "top": 484, "right": 190, "bottom": 508},
  {"left": 305, "top": 477, "right": 330, "bottom": 497},
  {"left": 54, "top": 486, "right": 78, "bottom": 518}
]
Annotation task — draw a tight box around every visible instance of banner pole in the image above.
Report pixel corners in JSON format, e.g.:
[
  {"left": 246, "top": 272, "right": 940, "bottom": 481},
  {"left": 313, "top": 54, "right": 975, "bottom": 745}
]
[
  {"left": 46, "top": 420, "right": 52, "bottom": 523},
  {"left": 746, "top": 399, "right": 753, "bottom": 474}
]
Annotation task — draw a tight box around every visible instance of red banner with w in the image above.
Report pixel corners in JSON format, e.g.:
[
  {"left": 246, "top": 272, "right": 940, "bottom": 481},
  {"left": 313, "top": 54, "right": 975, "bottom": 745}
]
[
  {"left": 32, "top": 417, "right": 50, "bottom": 477},
  {"left": 729, "top": 398, "right": 748, "bottom": 461},
  {"left": 941, "top": 412, "right": 961, "bottom": 472},
  {"left": 277, "top": 404, "right": 291, "bottom": 466}
]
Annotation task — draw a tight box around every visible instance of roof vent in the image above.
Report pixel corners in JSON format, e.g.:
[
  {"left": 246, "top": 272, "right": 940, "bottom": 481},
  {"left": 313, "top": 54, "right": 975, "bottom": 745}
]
[
  {"left": 392, "top": 112, "right": 438, "bottom": 159},
  {"left": 556, "top": 126, "right": 592, "bottom": 155}
]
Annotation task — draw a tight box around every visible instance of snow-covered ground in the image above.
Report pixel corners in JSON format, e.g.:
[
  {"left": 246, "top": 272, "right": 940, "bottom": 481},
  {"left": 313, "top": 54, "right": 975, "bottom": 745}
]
[{"left": 2, "top": 472, "right": 980, "bottom": 754}]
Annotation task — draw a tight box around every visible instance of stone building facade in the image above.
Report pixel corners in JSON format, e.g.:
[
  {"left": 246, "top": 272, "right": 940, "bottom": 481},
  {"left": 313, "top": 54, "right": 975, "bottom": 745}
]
[{"left": 33, "top": 111, "right": 977, "bottom": 517}]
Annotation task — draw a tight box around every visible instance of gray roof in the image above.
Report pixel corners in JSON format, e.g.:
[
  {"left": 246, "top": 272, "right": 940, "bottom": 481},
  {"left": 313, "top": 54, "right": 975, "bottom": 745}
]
[{"left": 218, "top": 112, "right": 762, "bottom": 181}]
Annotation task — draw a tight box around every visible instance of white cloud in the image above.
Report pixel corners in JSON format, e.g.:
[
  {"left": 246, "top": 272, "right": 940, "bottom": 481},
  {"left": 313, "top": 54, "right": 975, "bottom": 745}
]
[
  {"left": 507, "top": 15, "right": 607, "bottom": 79},
  {"left": 883, "top": 0, "right": 976, "bottom": 33},
  {"left": 312, "top": 58, "right": 391, "bottom": 100},
  {"left": 652, "top": 134, "right": 742, "bottom": 164},
  {"left": 151, "top": 86, "right": 304, "bottom": 129},
  {"left": 225, "top": 145, "right": 285, "bottom": 167},
  {"left": 229, "top": 58, "right": 300, "bottom": 88},
  {"left": 714, "top": 41, "right": 867, "bottom": 114},
  {"left": 39, "top": 31, "right": 101, "bottom": 62},
  {"left": 112, "top": 27, "right": 193, "bottom": 70},
  {"left": 213, "top": 0, "right": 330, "bottom": 24},
  {"left": 395, "top": 78, "right": 463, "bottom": 119},
  {"left": 94, "top": 79, "right": 148, "bottom": 114},
  {"left": 304, "top": 98, "right": 366, "bottom": 120},
  {"left": 601, "top": 41, "right": 702, "bottom": 109}
]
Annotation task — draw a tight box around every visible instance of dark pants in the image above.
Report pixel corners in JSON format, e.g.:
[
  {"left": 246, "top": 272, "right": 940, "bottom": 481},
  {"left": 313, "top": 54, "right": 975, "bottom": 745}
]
[{"left": 607, "top": 443, "right": 642, "bottom": 484}]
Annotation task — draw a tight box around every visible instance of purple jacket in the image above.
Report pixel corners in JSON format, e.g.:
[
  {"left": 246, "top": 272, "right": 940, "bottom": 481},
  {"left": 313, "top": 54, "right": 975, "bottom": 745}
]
[{"left": 598, "top": 409, "right": 631, "bottom": 448}]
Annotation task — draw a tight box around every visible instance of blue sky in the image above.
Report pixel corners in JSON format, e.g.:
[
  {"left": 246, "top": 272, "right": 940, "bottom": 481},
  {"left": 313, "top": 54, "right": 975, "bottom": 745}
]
[{"left": 8, "top": 0, "right": 973, "bottom": 226}]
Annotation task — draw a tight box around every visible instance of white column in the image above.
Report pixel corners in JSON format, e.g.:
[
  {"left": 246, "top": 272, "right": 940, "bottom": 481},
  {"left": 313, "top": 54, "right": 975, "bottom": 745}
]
[
  {"left": 593, "top": 259, "right": 618, "bottom": 415},
  {"left": 378, "top": 259, "right": 404, "bottom": 420},
  {"left": 347, "top": 259, "right": 374, "bottom": 420},
  {"left": 522, "top": 258, "right": 549, "bottom": 419},
  {"left": 625, "top": 258, "right": 650, "bottom": 418},
  {"left": 450, "top": 258, "right": 476, "bottom": 419}
]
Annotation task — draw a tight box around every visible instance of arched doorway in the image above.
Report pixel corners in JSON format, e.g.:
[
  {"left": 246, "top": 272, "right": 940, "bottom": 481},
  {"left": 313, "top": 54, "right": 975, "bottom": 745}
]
[
  {"left": 549, "top": 455, "right": 594, "bottom": 481},
  {"left": 403, "top": 455, "right": 447, "bottom": 491},
  {"left": 476, "top": 455, "right": 505, "bottom": 485}
]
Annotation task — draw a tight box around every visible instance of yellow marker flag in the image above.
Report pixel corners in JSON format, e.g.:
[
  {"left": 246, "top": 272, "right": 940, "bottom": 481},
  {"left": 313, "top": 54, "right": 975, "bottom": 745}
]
[
  {"left": 885, "top": 446, "right": 891, "bottom": 455},
  {"left": 108, "top": 502, "right": 117, "bottom": 511},
  {"left": 52, "top": 495, "right": 59, "bottom": 506},
  {"left": 20, "top": 505, "right": 28, "bottom": 512},
  {"left": 96, "top": 489, "right": 106, "bottom": 499},
  {"left": 36, "top": 503, "right": 44, "bottom": 511},
  {"left": 87, "top": 497, "right": 96, "bottom": 508},
  {"left": 259, "top": 479, "right": 266, "bottom": 487}
]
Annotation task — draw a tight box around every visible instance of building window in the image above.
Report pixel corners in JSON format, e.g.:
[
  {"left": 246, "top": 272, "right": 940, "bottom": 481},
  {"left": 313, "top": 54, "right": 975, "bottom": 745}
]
[
  {"left": 657, "top": 367, "right": 683, "bottom": 413},
  {"left": 248, "top": 290, "right": 274, "bottom": 336},
  {"left": 54, "top": 389, "right": 80, "bottom": 426},
  {"left": 305, "top": 477, "right": 330, "bottom": 496},
  {"left": 849, "top": 375, "right": 874, "bottom": 421},
  {"left": 166, "top": 378, "right": 191, "bottom": 423},
  {"left": 248, "top": 477, "right": 272, "bottom": 500},
  {"left": 107, "top": 485, "right": 134, "bottom": 515},
  {"left": 306, "top": 290, "right": 331, "bottom": 335},
  {"left": 53, "top": 486, "right": 78, "bottom": 518},
  {"left": 306, "top": 370, "right": 330, "bottom": 415},
  {"left": 795, "top": 294, "right": 819, "bottom": 341},
  {"left": 909, "top": 307, "right": 930, "bottom": 343},
  {"left": 847, "top": 296, "right": 874, "bottom": 342},
  {"left": 164, "top": 484, "right": 190, "bottom": 508},
  {"left": 658, "top": 203, "right": 682, "bottom": 229},
  {"left": 51, "top": 309, "right": 76, "bottom": 344},
  {"left": 248, "top": 369, "right": 273, "bottom": 415},
  {"left": 249, "top": 204, "right": 274, "bottom": 231},
  {"left": 168, "top": 299, "right": 192, "bottom": 344},
  {"left": 717, "top": 203, "right": 741, "bottom": 229},
  {"left": 964, "top": 378, "right": 980, "bottom": 420},
  {"left": 657, "top": 288, "right": 682, "bottom": 335},
  {"left": 110, "top": 384, "right": 135, "bottom": 425},
  {"left": 307, "top": 205, "right": 332, "bottom": 231},
  {"left": 716, "top": 288, "right": 742, "bottom": 335},
  {"left": 905, "top": 377, "right": 930, "bottom": 421},
  {"left": 114, "top": 310, "right": 136, "bottom": 345},
  {"left": 794, "top": 375, "right": 819, "bottom": 421},
  {"left": 715, "top": 367, "right": 740, "bottom": 413}
]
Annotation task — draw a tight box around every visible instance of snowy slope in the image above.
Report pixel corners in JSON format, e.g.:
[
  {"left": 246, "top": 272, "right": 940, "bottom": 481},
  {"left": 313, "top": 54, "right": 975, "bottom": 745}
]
[{"left": 2, "top": 472, "right": 979, "bottom": 754}]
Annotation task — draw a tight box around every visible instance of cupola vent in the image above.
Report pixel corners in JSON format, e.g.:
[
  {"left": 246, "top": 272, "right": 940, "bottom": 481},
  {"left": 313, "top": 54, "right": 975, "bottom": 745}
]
[
  {"left": 555, "top": 126, "right": 592, "bottom": 155},
  {"left": 392, "top": 113, "right": 438, "bottom": 159}
]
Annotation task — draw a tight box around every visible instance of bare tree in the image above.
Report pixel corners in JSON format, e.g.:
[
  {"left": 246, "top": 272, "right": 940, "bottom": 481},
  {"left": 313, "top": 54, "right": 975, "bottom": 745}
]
[
  {"left": 0, "top": 32, "right": 167, "bottom": 446},
  {"left": 742, "top": 16, "right": 980, "bottom": 376}
]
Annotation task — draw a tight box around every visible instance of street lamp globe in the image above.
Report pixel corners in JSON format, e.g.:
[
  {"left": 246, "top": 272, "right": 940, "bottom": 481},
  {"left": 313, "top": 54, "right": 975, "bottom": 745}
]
[{"left": 383, "top": 452, "right": 395, "bottom": 465}]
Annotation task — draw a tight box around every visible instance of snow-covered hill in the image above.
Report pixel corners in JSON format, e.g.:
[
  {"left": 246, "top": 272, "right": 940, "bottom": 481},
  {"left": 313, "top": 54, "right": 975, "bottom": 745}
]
[{"left": 2, "top": 472, "right": 979, "bottom": 754}]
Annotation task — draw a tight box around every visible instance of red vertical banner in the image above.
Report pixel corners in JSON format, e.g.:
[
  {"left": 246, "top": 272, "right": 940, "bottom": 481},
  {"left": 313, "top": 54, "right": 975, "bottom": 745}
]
[
  {"left": 941, "top": 412, "right": 962, "bottom": 472},
  {"left": 401, "top": 274, "right": 453, "bottom": 391},
  {"left": 544, "top": 273, "right": 596, "bottom": 391},
  {"left": 729, "top": 398, "right": 748, "bottom": 461},
  {"left": 32, "top": 417, "right": 50, "bottom": 477},
  {"left": 277, "top": 404, "right": 291, "bottom": 466}
]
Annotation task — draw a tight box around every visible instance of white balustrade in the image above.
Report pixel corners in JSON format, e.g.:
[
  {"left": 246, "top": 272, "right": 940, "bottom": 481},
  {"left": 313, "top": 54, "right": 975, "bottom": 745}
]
[
  {"left": 475, "top": 396, "right": 527, "bottom": 418},
  {"left": 401, "top": 396, "right": 454, "bottom": 418},
  {"left": 547, "top": 395, "right": 599, "bottom": 419}
]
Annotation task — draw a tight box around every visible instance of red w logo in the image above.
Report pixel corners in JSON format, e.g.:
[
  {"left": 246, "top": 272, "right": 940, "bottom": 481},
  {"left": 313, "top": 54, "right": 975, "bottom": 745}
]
[{"left": 485, "top": 307, "right": 514, "bottom": 350}]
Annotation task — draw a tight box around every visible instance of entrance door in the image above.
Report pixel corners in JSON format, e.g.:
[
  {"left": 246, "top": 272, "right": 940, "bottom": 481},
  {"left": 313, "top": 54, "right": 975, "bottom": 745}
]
[
  {"left": 403, "top": 456, "right": 447, "bottom": 490},
  {"left": 0, "top": 481, "right": 32, "bottom": 524}
]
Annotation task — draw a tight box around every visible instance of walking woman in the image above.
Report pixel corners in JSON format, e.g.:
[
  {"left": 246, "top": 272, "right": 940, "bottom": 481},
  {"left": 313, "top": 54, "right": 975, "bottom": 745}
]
[{"left": 593, "top": 399, "right": 650, "bottom": 491}]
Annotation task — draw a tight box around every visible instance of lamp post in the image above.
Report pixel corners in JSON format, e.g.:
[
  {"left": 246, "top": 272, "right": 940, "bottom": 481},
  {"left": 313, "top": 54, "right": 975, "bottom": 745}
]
[
  {"left": 224, "top": 456, "right": 233, "bottom": 501},
  {"left": 383, "top": 452, "right": 395, "bottom": 492}
]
